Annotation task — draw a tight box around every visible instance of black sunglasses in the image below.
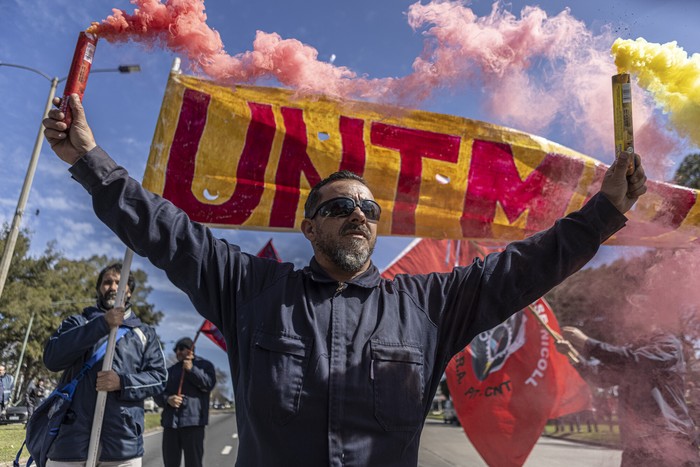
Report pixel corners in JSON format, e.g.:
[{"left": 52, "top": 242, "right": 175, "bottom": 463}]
[{"left": 307, "top": 197, "right": 381, "bottom": 221}]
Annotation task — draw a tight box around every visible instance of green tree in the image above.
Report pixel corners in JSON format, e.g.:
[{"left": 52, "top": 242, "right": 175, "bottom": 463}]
[
  {"left": 545, "top": 250, "right": 659, "bottom": 343},
  {"left": 0, "top": 227, "right": 163, "bottom": 402},
  {"left": 673, "top": 153, "right": 700, "bottom": 189}
]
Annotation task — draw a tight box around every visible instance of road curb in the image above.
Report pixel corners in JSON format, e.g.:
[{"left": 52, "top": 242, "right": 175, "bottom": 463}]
[{"left": 541, "top": 433, "right": 620, "bottom": 449}]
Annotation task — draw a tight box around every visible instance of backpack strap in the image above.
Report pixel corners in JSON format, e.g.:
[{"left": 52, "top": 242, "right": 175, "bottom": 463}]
[
  {"left": 13, "top": 440, "right": 29, "bottom": 467},
  {"left": 81, "top": 326, "right": 131, "bottom": 375},
  {"left": 60, "top": 326, "right": 130, "bottom": 400}
]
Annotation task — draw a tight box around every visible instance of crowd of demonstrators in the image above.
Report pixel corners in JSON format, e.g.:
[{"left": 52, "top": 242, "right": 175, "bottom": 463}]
[
  {"left": 557, "top": 322, "right": 700, "bottom": 467},
  {"left": 40, "top": 94, "right": 646, "bottom": 466},
  {"left": 155, "top": 337, "right": 216, "bottom": 467},
  {"left": 0, "top": 364, "right": 14, "bottom": 417},
  {"left": 42, "top": 263, "right": 167, "bottom": 466}
]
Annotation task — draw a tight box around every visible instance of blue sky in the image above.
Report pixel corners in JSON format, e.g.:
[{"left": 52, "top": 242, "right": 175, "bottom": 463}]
[{"left": 2, "top": 0, "right": 699, "bottom": 391}]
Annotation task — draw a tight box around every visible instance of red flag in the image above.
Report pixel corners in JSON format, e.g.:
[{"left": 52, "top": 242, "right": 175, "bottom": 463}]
[
  {"left": 198, "top": 319, "right": 227, "bottom": 351},
  {"left": 256, "top": 238, "right": 282, "bottom": 261},
  {"left": 447, "top": 297, "right": 591, "bottom": 466},
  {"left": 382, "top": 239, "right": 591, "bottom": 466}
]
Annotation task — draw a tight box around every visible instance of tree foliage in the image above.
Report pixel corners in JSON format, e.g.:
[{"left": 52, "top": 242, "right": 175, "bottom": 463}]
[
  {"left": 0, "top": 227, "right": 163, "bottom": 402},
  {"left": 673, "top": 153, "right": 700, "bottom": 189},
  {"left": 545, "top": 250, "right": 661, "bottom": 343}
]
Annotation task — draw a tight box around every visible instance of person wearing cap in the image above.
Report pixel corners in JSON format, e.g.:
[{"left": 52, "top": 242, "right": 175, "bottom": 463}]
[
  {"left": 43, "top": 262, "right": 168, "bottom": 466},
  {"left": 155, "top": 337, "right": 216, "bottom": 467},
  {"left": 43, "top": 94, "right": 648, "bottom": 467}
]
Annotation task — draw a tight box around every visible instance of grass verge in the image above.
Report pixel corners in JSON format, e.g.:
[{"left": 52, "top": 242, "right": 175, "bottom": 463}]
[
  {"left": 0, "top": 424, "right": 27, "bottom": 464},
  {"left": 0, "top": 414, "right": 163, "bottom": 465}
]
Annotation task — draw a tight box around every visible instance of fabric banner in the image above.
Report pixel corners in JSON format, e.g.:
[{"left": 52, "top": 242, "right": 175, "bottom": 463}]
[
  {"left": 382, "top": 240, "right": 591, "bottom": 466},
  {"left": 143, "top": 72, "right": 700, "bottom": 246},
  {"left": 446, "top": 298, "right": 591, "bottom": 467}
]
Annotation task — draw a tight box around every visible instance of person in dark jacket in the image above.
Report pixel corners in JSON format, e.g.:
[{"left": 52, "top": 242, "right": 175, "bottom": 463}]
[
  {"left": 558, "top": 326, "right": 700, "bottom": 466},
  {"left": 0, "top": 364, "right": 13, "bottom": 417},
  {"left": 43, "top": 263, "right": 168, "bottom": 466},
  {"left": 155, "top": 337, "right": 216, "bottom": 467},
  {"left": 42, "top": 95, "right": 647, "bottom": 467},
  {"left": 25, "top": 378, "right": 48, "bottom": 419}
]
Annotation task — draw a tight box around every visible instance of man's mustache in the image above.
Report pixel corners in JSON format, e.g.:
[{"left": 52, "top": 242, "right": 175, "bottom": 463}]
[{"left": 342, "top": 224, "right": 371, "bottom": 240}]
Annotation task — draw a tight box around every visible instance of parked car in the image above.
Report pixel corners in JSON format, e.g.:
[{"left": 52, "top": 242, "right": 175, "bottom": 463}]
[
  {"left": 144, "top": 397, "right": 159, "bottom": 413},
  {"left": 1, "top": 405, "right": 29, "bottom": 424},
  {"left": 443, "top": 400, "right": 460, "bottom": 426}
]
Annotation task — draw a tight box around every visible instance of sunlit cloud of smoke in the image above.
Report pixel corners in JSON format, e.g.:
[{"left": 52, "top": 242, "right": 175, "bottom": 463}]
[{"left": 87, "top": 0, "right": 698, "bottom": 179}]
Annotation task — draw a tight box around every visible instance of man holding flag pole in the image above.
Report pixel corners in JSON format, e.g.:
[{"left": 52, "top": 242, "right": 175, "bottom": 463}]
[
  {"left": 42, "top": 93, "right": 646, "bottom": 466},
  {"left": 41, "top": 263, "right": 167, "bottom": 466},
  {"left": 155, "top": 336, "right": 216, "bottom": 467}
]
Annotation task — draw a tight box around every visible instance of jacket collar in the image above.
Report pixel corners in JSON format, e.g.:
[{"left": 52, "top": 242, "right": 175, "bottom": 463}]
[{"left": 305, "top": 257, "right": 381, "bottom": 288}]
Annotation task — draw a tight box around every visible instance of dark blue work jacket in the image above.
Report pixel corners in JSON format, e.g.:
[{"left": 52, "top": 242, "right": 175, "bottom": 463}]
[
  {"left": 155, "top": 356, "right": 216, "bottom": 428},
  {"left": 71, "top": 147, "right": 626, "bottom": 466},
  {"left": 44, "top": 306, "right": 167, "bottom": 462}
]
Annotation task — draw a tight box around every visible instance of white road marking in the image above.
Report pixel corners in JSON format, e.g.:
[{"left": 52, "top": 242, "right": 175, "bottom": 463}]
[
  {"left": 232, "top": 433, "right": 238, "bottom": 439},
  {"left": 221, "top": 445, "right": 233, "bottom": 455}
]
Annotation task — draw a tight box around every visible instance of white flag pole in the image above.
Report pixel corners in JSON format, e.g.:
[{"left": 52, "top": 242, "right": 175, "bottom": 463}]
[
  {"left": 85, "top": 56, "right": 181, "bottom": 466},
  {"left": 85, "top": 249, "right": 133, "bottom": 467}
]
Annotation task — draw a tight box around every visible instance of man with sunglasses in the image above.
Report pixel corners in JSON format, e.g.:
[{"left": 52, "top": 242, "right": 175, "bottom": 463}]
[
  {"left": 43, "top": 96, "right": 647, "bottom": 467},
  {"left": 155, "top": 337, "right": 216, "bottom": 467}
]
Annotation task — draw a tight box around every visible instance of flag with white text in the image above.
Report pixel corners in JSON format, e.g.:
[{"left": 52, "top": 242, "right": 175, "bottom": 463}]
[{"left": 382, "top": 240, "right": 591, "bottom": 466}]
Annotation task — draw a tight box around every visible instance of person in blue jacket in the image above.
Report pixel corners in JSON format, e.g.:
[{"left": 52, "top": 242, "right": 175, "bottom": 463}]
[
  {"left": 42, "top": 95, "right": 647, "bottom": 467},
  {"left": 0, "top": 364, "right": 14, "bottom": 417},
  {"left": 155, "top": 337, "right": 216, "bottom": 467},
  {"left": 43, "top": 263, "right": 168, "bottom": 466}
]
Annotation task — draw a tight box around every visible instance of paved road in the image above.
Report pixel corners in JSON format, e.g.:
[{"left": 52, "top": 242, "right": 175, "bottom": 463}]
[
  {"left": 143, "top": 414, "right": 622, "bottom": 466},
  {"left": 419, "top": 418, "right": 621, "bottom": 466},
  {"left": 143, "top": 413, "right": 238, "bottom": 467}
]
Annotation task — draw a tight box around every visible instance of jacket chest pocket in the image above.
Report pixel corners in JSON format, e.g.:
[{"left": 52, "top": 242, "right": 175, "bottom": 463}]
[
  {"left": 370, "top": 341, "right": 424, "bottom": 431},
  {"left": 249, "top": 331, "right": 312, "bottom": 425}
]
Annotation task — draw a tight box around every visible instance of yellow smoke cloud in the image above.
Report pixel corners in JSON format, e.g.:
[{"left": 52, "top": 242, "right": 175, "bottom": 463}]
[{"left": 612, "top": 38, "right": 700, "bottom": 148}]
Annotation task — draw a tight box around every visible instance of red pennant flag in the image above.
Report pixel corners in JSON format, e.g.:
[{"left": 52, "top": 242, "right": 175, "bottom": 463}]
[
  {"left": 256, "top": 238, "right": 282, "bottom": 261},
  {"left": 382, "top": 239, "right": 591, "bottom": 466},
  {"left": 198, "top": 319, "right": 227, "bottom": 351}
]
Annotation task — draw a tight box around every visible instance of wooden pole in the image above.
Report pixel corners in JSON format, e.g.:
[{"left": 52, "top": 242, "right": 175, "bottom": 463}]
[
  {"left": 527, "top": 305, "right": 581, "bottom": 364},
  {"left": 176, "top": 323, "right": 203, "bottom": 396}
]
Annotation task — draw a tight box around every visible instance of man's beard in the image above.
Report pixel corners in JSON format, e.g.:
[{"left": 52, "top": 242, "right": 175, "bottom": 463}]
[
  {"left": 98, "top": 291, "right": 118, "bottom": 310},
  {"left": 315, "top": 224, "right": 375, "bottom": 274}
]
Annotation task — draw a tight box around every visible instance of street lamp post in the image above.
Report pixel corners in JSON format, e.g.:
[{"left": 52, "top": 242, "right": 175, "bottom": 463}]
[{"left": 0, "top": 63, "right": 140, "bottom": 301}]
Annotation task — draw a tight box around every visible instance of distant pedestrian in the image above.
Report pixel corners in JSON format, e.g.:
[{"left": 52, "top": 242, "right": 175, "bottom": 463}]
[
  {"left": 0, "top": 364, "right": 14, "bottom": 416},
  {"left": 25, "top": 378, "right": 48, "bottom": 418},
  {"left": 155, "top": 337, "right": 216, "bottom": 467}
]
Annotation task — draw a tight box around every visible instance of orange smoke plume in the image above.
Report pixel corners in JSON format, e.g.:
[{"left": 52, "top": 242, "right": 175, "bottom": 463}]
[{"left": 89, "top": 0, "right": 689, "bottom": 176}]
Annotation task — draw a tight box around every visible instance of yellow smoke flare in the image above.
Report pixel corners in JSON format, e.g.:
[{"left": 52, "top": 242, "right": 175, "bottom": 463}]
[{"left": 612, "top": 38, "right": 700, "bottom": 148}]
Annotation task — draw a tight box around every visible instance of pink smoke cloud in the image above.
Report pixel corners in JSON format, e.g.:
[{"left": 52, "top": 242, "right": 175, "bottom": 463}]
[{"left": 90, "top": 0, "right": 685, "bottom": 178}]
